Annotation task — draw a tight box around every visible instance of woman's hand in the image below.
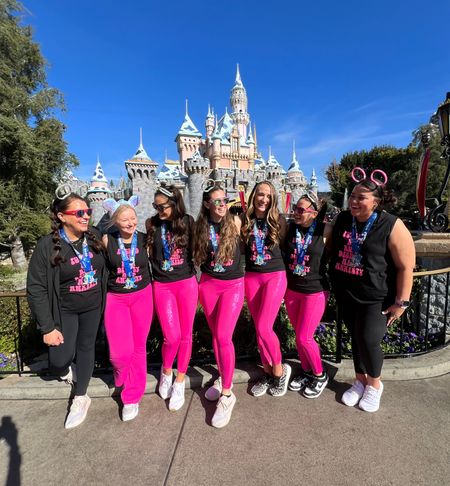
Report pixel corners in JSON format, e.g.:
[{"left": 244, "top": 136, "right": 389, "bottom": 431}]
[
  {"left": 43, "top": 329, "right": 64, "bottom": 346},
  {"left": 381, "top": 305, "right": 405, "bottom": 326}
]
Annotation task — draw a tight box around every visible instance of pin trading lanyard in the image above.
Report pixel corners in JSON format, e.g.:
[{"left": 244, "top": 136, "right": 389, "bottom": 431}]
[
  {"left": 118, "top": 232, "right": 138, "bottom": 289},
  {"left": 293, "top": 220, "right": 316, "bottom": 276},
  {"left": 351, "top": 212, "right": 378, "bottom": 266},
  {"left": 209, "top": 224, "right": 225, "bottom": 272},
  {"left": 161, "top": 223, "right": 174, "bottom": 271},
  {"left": 253, "top": 219, "right": 267, "bottom": 266}
]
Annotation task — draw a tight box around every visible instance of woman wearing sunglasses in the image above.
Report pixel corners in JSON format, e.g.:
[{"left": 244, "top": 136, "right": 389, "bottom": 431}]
[
  {"left": 146, "top": 185, "right": 197, "bottom": 411},
  {"left": 193, "top": 184, "right": 244, "bottom": 428},
  {"left": 102, "top": 196, "right": 152, "bottom": 422},
  {"left": 284, "top": 192, "right": 331, "bottom": 399},
  {"left": 241, "top": 180, "right": 291, "bottom": 397},
  {"left": 27, "top": 190, "right": 106, "bottom": 429}
]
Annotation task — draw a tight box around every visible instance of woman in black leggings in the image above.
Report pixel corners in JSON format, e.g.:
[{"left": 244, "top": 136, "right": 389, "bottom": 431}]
[
  {"left": 27, "top": 190, "right": 105, "bottom": 428},
  {"left": 329, "top": 171, "right": 415, "bottom": 412}
]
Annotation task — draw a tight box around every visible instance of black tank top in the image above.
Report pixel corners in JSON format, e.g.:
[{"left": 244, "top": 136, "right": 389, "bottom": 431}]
[
  {"left": 200, "top": 221, "right": 244, "bottom": 280},
  {"left": 150, "top": 215, "right": 195, "bottom": 283},
  {"left": 329, "top": 209, "right": 397, "bottom": 303},
  {"left": 106, "top": 231, "right": 151, "bottom": 293},
  {"left": 285, "top": 220, "right": 329, "bottom": 294},
  {"left": 244, "top": 215, "right": 286, "bottom": 273}
]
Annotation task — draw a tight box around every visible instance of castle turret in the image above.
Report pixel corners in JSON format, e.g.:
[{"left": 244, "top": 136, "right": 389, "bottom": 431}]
[
  {"left": 205, "top": 105, "right": 215, "bottom": 139},
  {"left": 86, "top": 157, "right": 112, "bottom": 225},
  {"left": 286, "top": 141, "right": 308, "bottom": 204},
  {"left": 185, "top": 150, "right": 210, "bottom": 217},
  {"left": 310, "top": 168, "right": 319, "bottom": 194},
  {"left": 230, "top": 64, "right": 249, "bottom": 139},
  {"left": 176, "top": 100, "right": 203, "bottom": 169},
  {"left": 125, "top": 129, "right": 159, "bottom": 229}
]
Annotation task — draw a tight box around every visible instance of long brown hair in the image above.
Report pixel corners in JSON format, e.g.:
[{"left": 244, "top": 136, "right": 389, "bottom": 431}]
[
  {"left": 146, "top": 185, "right": 188, "bottom": 256},
  {"left": 241, "top": 180, "right": 281, "bottom": 249},
  {"left": 193, "top": 186, "right": 238, "bottom": 266},
  {"left": 49, "top": 193, "right": 104, "bottom": 266}
]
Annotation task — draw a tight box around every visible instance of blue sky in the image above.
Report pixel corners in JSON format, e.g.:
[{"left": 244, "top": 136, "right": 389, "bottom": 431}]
[{"left": 23, "top": 0, "right": 450, "bottom": 191}]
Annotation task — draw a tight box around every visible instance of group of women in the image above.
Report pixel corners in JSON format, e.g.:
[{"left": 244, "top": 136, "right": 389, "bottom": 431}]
[{"left": 26, "top": 171, "right": 415, "bottom": 430}]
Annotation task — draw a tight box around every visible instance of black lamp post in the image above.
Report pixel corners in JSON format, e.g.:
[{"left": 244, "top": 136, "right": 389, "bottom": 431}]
[{"left": 426, "top": 93, "right": 450, "bottom": 232}]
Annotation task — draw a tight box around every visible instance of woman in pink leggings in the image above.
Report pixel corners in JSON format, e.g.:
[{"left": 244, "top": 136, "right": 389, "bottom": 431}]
[
  {"left": 193, "top": 184, "right": 244, "bottom": 428},
  {"left": 284, "top": 191, "right": 331, "bottom": 399},
  {"left": 241, "top": 181, "right": 290, "bottom": 397},
  {"left": 102, "top": 196, "right": 153, "bottom": 421},
  {"left": 146, "top": 185, "right": 198, "bottom": 412}
]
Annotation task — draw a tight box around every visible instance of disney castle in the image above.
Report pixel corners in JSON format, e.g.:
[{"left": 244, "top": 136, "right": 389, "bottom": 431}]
[{"left": 65, "top": 66, "right": 318, "bottom": 228}]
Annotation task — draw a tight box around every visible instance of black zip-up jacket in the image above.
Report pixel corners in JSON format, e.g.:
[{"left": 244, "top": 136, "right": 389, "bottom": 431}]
[{"left": 26, "top": 229, "right": 107, "bottom": 334}]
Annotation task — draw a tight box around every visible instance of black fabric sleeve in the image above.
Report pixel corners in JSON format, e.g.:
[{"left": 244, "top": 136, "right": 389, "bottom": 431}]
[{"left": 26, "top": 238, "right": 56, "bottom": 334}]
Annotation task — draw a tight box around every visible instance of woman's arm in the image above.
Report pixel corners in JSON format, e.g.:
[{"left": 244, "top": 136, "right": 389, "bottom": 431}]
[{"left": 383, "top": 219, "right": 416, "bottom": 326}]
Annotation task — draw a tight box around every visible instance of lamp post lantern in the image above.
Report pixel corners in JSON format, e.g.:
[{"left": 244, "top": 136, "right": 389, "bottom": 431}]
[{"left": 425, "top": 92, "right": 450, "bottom": 232}]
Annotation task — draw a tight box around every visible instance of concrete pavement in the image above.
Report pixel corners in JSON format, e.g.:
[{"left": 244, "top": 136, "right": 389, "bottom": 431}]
[{"left": 1, "top": 375, "right": 450, "bottom": 486}]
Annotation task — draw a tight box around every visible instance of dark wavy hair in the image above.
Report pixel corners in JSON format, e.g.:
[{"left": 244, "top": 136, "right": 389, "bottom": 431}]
[
  {"left": 192, "top": 186, "right": 238, "bottom": 266},
  {"left": 355, "top": 180, "right": 397, "bottom": 209},
  {"left": 50, "top": 193, "right": 104, "bottom": 266},
  {"left": 146, "top": 185, "right": 188, "bottom": 256},
  {"left": 241, "top": 180, "right": 281, "bottom": 249}
]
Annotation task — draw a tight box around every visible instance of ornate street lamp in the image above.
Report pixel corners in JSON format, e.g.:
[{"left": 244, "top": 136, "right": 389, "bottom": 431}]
[{"left": 425, "top": 92, "right": 450, "bottom": 231}]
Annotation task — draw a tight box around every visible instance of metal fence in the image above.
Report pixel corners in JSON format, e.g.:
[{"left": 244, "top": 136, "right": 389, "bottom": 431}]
[{"left": 1, "top": 267, "right": 449, "bottom": 375}]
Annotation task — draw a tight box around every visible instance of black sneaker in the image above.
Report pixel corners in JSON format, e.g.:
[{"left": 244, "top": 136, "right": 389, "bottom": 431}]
[
  {"left": 268, "top": 363, "right": 292, "bottom": 397},
  {"left": 288, "top": 370, "right": 313, "bottom": 392},
  {"left": 302, "top": 371, "right": 329, "bottom": 399}
]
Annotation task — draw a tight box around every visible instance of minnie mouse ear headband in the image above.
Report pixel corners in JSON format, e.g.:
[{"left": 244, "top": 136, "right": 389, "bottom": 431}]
[
  {"left": 302, "top": 190, "right": 319, "bottom": 210},
  {"left": 102, "top": 195, "right": 140, "bottom": 216},
  {"left": 203, "top": 178, "right": 224, "bottom": 193},
  {"left": 351, "top": 167, "right": 388, "bottom": 187}
]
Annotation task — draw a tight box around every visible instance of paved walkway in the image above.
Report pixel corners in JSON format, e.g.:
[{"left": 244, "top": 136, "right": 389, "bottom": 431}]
[{"left": 1, "top": 369, "right": 450, "bottom": 485}]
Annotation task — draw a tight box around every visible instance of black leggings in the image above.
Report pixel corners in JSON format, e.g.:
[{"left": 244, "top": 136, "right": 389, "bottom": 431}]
[
  {"left": 48, "top": 307, "right": 102, "bottom": 395},
  {"left": 338, "top": 294, "right": 387, "bottom": 378}
]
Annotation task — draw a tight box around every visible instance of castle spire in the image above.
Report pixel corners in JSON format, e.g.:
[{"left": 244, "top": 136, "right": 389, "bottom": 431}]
[{"left": 235, "top": 63, "right": 243, "bottom": 87}]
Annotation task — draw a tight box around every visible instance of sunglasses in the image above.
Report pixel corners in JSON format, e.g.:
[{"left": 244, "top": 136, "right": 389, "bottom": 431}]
[
  {"left": 210, "top": 198, "right": 229, "bottom": 207},
  {"left": 294, "top": 206, "right": 316, "bottom": 215},
  {"left": 62, "top": 208, "right": 93, "bottom": 218},
  {"left": 152, "top": 202, "right": 172, "bottom": 212}
]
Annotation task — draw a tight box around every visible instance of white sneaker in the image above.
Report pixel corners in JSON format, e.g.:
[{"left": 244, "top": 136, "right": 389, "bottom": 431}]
[
  {"left": 60, "top": 363, "right": 77, "bottom": 385},
  {"left": 122, "top": 403, "right": 139, "bottom": 422},
  {"left": 169, "top": 381, "right": 185, "bottom": 411},
  {"left": 65, "top": 395, "right": 91, "bottom": 429},
  {"left": 341, "top": 379, "right": 365, "bottom": 407},
  {"left": 205, "top": 377, "right": 234, "bottom": 402},
  {"left": 359, "top": 382, "right": 384, "bottom": 413},
  {"left": 212, "top": 392, "right": 237, "bottom": 429},
  {"left": 159, "top": 369, "right": 173, "bottom": 400}
]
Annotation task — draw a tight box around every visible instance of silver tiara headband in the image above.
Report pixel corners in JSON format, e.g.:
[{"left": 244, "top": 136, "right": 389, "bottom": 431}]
[
  {"left": 156, "top": 186, "right": 175, "bottom": 198},
  {"left": 302, "top": 190, "right": 319, "bottom": 209},
  {"left": 203, "top": 178, "right": 224, "bottom": 193},
  {"left": 55, "top": 184, "right": 72, "bottom": 200}
]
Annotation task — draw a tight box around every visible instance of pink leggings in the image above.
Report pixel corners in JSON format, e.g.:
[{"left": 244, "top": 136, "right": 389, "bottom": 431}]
[
  {"left": 284, "top": 288, "right": 329, "bottom": 375},
  {"left": 245, "top": 271, "right": 287, "bottom": 367},
  {"left": 153, "top": 275, "right": 198, "bottom": 374},
  {"left": 104, "top": 284, "right": 153, "bottom": 404},
  {"left": 199, "top": 274, "right": 244, "bottom": 389}
]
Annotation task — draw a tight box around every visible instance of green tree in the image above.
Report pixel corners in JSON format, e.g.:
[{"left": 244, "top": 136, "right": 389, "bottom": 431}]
[
  {"left": 0, "top": 0, "right": 78, "bottom": 268},
  {"left": 325, "top": 123, "right": 447, "bottom": 223}
]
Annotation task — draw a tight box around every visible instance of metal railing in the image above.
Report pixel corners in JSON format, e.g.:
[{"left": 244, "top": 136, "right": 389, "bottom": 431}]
[{"left": 1, "top": 266, "right": 449, "bottom": 374}]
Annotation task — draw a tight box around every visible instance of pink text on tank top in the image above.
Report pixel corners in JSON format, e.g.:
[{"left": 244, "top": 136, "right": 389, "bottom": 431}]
[
  {"left": 115, "top": 247, "right": 143, "bottom": 285},
  {"left": 69, "top": 252, "right": 99, "bottom": 292},
  {"left": 250, "top": 240, "right": 272, "bottom": 263},
  {"left": 334, "top": 230, "right": 364, "bottom": 277},
  {"left": 208, "top": 232, "right": 234, "bottom": 268}
]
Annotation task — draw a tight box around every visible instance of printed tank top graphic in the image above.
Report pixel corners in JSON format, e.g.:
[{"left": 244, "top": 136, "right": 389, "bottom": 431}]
[
  {"left": 208, "top": 229, "right": 234, "bottom": 270},
  {"left": 288, "top": 233, "right": 311, "bottom": 275},
  {"left": 334, "top": 229, "right": 364, "bottom": 277},
  {"left": 67, "top": 251, "right": 99, "bottom": 292},
  {"left": 162, "top": 229, "right": 184, "bottom": 267}
]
